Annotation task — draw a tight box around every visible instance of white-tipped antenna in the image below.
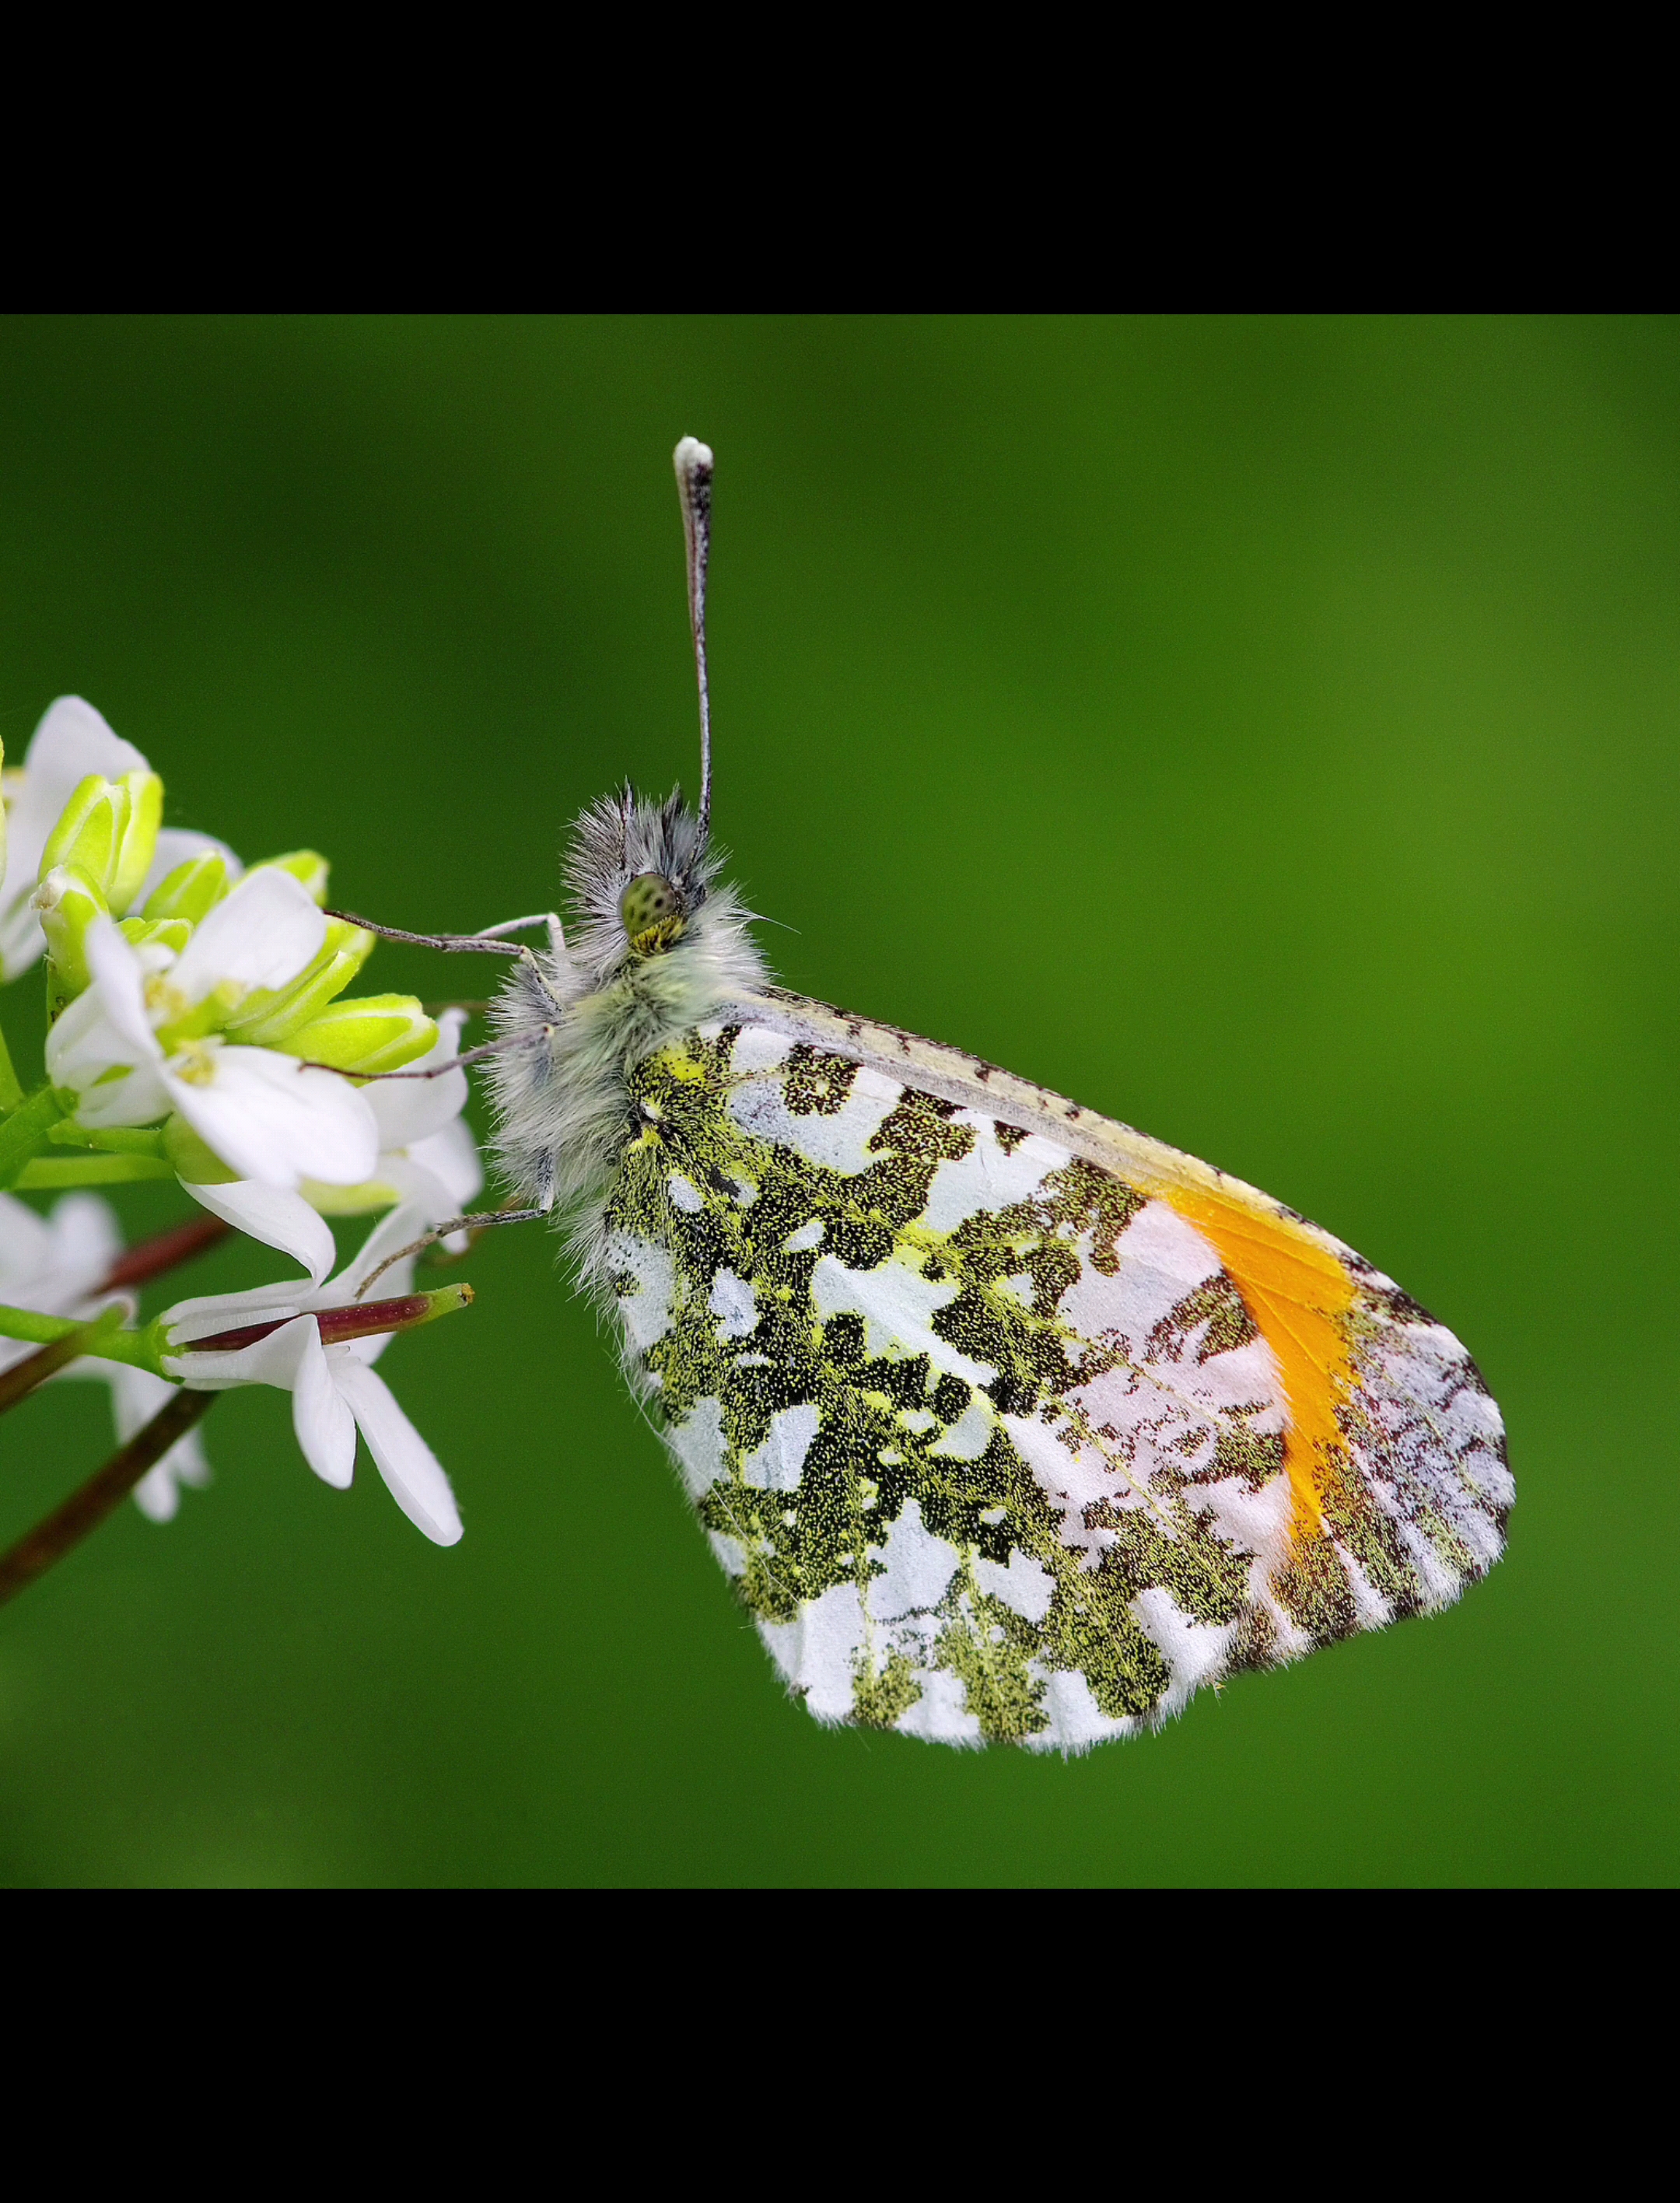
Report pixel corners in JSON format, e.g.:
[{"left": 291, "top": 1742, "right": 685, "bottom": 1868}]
[{"left": 673, "top": 436, "right": 714, "bottom": 863}]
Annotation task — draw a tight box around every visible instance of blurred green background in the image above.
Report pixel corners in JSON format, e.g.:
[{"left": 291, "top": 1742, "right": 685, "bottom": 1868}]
[{"left": 0, "top": 315, "right": 1674, "bottom": 1886}]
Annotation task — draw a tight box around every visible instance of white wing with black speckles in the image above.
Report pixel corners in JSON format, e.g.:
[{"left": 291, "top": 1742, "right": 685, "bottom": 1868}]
[{"left": 597, "top": 1001, "right": 1510, "bottom": 1752}]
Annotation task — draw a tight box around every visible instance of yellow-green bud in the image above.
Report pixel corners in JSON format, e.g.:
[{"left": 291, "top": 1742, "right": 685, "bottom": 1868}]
[
  {"left": 250, "top": 849, "right": 330, "bottom": 905},
  {"left": 221, "top": 919, "right": 376, "bottom": 1045},
  {"left": 35, "top": 864, "right": 109, "bottom": 1017},
  {"left": 40, "top": 771, "right": 163, "bottom": 916},
  {"left": 40, "top": 777, "right": 118, "bottom": 890},
  {"left": 121, "top": 915, "right": 193, "bottom": 958},
  {"left": 282, "top": 993, "right": 438, "bottom": 1076},
  {"left": 107, "top": 771, "right": 163, "bottom": 913},
  {"left": 144, "top": 853, "right": 232, "bottom": 926},
  {"left": 162, "top": 1114, "right": 239, "bottom": 1184}
]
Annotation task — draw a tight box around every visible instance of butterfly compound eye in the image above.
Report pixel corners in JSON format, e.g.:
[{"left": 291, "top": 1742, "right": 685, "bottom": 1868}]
[{"left": 620, "top": 872, "right": 684, "bottom": 949}]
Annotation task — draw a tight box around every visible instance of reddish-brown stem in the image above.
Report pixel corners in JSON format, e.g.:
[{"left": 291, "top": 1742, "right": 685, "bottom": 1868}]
[
  {"left": 99, "top": 1214, "right": 233, "bottom": 1293},
  {"left": 0, "top": 1387, "right": 217, "bottom": 1607},
  {"left": 0, "top": 1308, "right": 127, "bottom": 1417},
  {"left": 187, "top": 1290, "right": 464, "bottom": 1355}
]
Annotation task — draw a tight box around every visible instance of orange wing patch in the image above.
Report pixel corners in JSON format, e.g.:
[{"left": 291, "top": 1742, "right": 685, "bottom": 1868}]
[{"left": 1161, "top": 1186, "right": 1357, "bottom": 1543}]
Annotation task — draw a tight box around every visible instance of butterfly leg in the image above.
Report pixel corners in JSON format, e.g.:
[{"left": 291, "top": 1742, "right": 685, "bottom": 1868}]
[
  {"left": 325, "top": 908, "right": 564, "bottom": 956},
  {"left": 327, "top": 910, "right": 522, "bottom": 956},
  {"left": 290, "top": 1028, "right": 553, "bottom": 1083},
  {"left": 325, "top": 909, "right": 568, "bottom": 1010},
  {"left": 354, "top": 1186, "right": 554, "bottom": 1300},
  {"left": 468, "top": 911, "right": 568, "bottom": 961}
]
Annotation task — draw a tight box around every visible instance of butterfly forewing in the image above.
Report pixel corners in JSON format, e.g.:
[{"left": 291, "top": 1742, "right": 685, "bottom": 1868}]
[{"left": 600, "top": 1009, "right": 1510, "bottom": 1752}]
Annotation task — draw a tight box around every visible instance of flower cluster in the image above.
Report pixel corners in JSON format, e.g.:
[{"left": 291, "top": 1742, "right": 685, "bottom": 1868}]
[{"left": 0, "top": 697, "right": 484, "bottom": 1548}]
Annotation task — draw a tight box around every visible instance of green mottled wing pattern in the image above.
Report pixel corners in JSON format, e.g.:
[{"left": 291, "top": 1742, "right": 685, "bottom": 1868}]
[{"left": 600, "top": 1017, "right": 1509, "bottom": 1751}]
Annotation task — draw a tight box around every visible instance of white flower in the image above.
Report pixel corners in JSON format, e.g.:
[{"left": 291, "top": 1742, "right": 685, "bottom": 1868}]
[
  {"left": 180, "top": 1009, "right": 484, "bottom": 1284},
  {"left": 45, "top": 874, "right": 379, "bottom": 1192},
  {"left": 0, "top": 695, "right": 236, "bottom": 980},
  {"left": 360, "top": 1008, "right": 485, "bottom": 1231},
  {"left": 0, "top": 1189, "right": 116, "bottom": 1341},
  {"left": 161, "top": 1200, "right": 464, "bottom": 1546},
  {"left": 0, "top": 1189, "right": 210, "bottom": 1521}
]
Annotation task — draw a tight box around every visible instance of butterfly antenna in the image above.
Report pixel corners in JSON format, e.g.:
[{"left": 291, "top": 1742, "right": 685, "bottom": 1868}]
[{"left": 674, "top": 436, "right": 714, "bottom": 869}]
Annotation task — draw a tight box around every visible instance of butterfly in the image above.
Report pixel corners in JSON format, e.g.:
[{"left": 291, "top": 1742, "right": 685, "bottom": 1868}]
[{"left": 345, "top": 438, "right": 1511, "bottom": 1753}]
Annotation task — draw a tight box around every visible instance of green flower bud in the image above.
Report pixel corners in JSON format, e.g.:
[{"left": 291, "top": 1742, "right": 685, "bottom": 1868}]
[
  {"left": 41, "top": 776, "right": 119, "bottom": 890},
  {"left": 144, "top": 853, "right": 232, "bottom": 926},
  {"left": 301, "top": 1175, "right": 402, "bottom": 1216},
  {"left": 161, "top": 1113, "right": 240, "bottom": 1185},
  {"left": 107, "top": 770, "right": 163, "bottom": 914},
  {"left": 121, "top": 915, "right": 193, "bottom": 958},
  {"left": 281, "top": 993, "right": 439, "bottom": 1076},
  {"left": 221, "top": 918, "right": 374, "bottom": 1045},
  {"left": 250, "top": 849, "right": 330, "bottom": 905},
  {"left": 36, "top": 864, "right": 109, "bottom": 1019},
  {"left": 40, "top": 771, "right": 163, "bottom": 916}
]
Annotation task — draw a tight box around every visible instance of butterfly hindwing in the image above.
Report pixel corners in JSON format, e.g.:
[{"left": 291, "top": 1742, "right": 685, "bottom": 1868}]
[{"left": 600, "top": 1012, "right": 1510, "bottom": 1752}]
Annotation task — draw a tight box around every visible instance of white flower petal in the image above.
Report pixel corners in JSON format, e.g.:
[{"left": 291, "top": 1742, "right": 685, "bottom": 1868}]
[
  {"left": 84, "top": 918, "right": 163, "bottom": 1055},
  {"left": 334, "top": 1357, "right": 462, "bottom": 1546},
  {"left": 167, "top": 1308, "right": 318, "bottom": 1389},
  {"left": 0, "top": 1191, "right": 124, "bottom": 1373},
  {"left": 13, "top": 698, "right": 147, "bottom": 835},
  {"left": 324, "top": 1188, "right": 441, "bottom": 1307},
  {"left": 172, "top": 868, "right": 325, "bottom": 1005},
  {"left": 45, "top": 925, "right": 167, "bottom": 1126},
  {"left": 0, "top": 901, "right": 44, "bottom": 982},
  {"left": 0, "top": 699, "right": 148, "bottom": 976},
  {"left": 408, "top": 1116, "right": 485, "bottom": 1213},
  {"left": 292, "top": 1325, "right": 357, "bottom": 1488},
  {"left": 363, "top": 1009, "right": 471, "bottom": 1149},
  {"left": 45, "top": 1192, "right": 123, "bottom": 1282},
  {"left": 59, "top": 1055, "right": 171, "bottom": 1132},
  {"left": 107, "top": 1364, "right": 213, "bottom": 1522},
  {"left": 0, "top": 1191, "right": 58, "bottom": 1292},
  {"left": 109, "top": 1363, "right": 176, "bottom": 1442},
  {"left": 167, "top": 1047, "right": 378, "bottom": 1189},
  {"left": 164, "top": 1280, "right": 310, "bottom": 1341},
  {"left": 134, "top": 828, "right": 243, "bottom": 912},
  {"left": 131, "top": 1464, "right": 184, "bottom": 1522},
  {"left": 370, "top": 1154, "right": 473, "bottom": 1228},
  {"left": 182, "top": 1179, "right": 337, "bottom": 1285}
]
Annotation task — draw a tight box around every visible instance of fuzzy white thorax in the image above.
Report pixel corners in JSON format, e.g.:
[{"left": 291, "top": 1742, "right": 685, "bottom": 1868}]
[{"left": 485, "top": 786, "right": 768, "bottom": 1283}]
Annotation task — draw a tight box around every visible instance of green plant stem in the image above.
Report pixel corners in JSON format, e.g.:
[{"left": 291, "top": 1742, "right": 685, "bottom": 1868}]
[
  {"left": 0, "top": 1308, "right": 128, "bottom": 1416},
  {"left": 0, "top": 1388, "right": 217, "bottom": 1607},
  {"left": 13, "top": 1155, "right": 177, "bottom": 1189},
  {"left": 0, "top": 1302, "right": 165, "bottom": 1375},
  {"left": 46, "top": 1123, "right": 166, "bottom": 1154},
  {"left": 0, "top": 1087, "right": 67, "bottom": 1189},
  {"left": 0, "top": 1022, "right": 23, "bottom": 1116}
]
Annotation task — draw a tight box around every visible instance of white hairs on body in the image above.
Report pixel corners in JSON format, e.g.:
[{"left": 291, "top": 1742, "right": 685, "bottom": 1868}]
[{"left": 485, "top": 786, "right": 769, "bottom": 1296}]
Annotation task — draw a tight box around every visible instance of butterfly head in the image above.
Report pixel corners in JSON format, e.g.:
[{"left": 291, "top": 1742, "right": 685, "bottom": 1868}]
[
  {"left": 619, "top": 870, "right": 685, "bottom": 955},
  {"left": 562, "top": 783, "right": 729, "bottom": 982}
]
